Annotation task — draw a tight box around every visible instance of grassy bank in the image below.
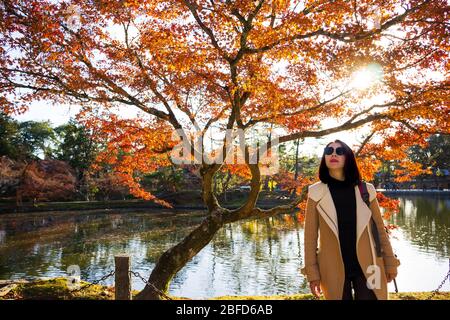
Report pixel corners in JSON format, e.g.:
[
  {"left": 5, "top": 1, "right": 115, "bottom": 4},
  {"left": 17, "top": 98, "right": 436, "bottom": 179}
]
[
  {"left": 0, "top": 278, "right": 448, "bottom": 300},
  {"left": 0, "top": 190, "right": 296, "bottom": 214}
]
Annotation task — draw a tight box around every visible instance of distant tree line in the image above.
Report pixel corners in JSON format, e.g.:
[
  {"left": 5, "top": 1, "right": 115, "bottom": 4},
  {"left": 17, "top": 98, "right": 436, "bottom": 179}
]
[
  {"left": 0, "top": 112, "right": 130, "bottom": 202},
  {"left": 374, "top": 134, "right": 450, "bottom": 190},
  {"left": 1, "top": 112, "right": 448, "bottom": 203}
]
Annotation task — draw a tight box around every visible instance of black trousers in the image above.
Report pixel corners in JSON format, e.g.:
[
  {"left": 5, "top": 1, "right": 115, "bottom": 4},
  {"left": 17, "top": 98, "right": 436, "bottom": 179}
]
[{"left": 341, "top": 273, "right": 378, "bottom": 300}]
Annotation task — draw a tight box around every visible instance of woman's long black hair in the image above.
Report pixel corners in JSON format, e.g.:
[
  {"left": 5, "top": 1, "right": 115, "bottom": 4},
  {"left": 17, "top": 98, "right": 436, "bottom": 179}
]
[{"left": 318, "top": 139, "right": 362, "bottom": 186}]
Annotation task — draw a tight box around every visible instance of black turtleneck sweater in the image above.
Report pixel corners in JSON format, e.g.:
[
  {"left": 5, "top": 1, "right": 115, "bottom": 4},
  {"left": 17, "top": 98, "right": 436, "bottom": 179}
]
[{"left": 327, "top": 176, "right": 363, "bottom": 278}]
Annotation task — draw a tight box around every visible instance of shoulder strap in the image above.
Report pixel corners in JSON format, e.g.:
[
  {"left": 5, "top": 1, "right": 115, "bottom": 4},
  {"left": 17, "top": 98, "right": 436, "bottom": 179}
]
[
  {"left": 358, "top": 181, "right": 382, "bottom": 257},
  {"left": 358, "top": 181, "right": 370, "bottom": 207}
]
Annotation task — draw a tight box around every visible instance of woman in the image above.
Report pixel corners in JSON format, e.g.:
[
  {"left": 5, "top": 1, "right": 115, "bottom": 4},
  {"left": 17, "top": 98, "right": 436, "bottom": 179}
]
[{"left": 300, "top": 140, "right": 400, "bottom": 300}]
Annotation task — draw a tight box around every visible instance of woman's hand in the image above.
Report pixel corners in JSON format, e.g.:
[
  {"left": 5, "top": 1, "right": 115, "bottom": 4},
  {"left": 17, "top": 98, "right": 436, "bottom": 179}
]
[
  {"left": 386, "top": 272, "right": 397, "bottom": 283},
  {"left": 309, "top": 280, "right": 322, "bottom": 298}
]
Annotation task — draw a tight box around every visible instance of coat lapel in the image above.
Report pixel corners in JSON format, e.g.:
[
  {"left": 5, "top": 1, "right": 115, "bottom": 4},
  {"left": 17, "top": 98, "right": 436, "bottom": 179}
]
[
  {"left": 316, "top": 185, "right": 339, "bottom": 239},
  {"left": 316, "top": 184, "right": 372, "bottom": 244}
]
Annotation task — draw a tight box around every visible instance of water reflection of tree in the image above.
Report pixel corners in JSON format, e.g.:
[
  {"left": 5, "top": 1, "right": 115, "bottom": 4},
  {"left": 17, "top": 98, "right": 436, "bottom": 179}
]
[
  {"left": 2, "top": 211, "right": 310, "bottom": 296},
  {"left": 0, "top": 211, "right": 205, "bottom": 284},
  {"left": 207, "top": 215, "right": 307, "bottom": 296},
  {"left": 3, "top": 199, "right": 447, "bottom": 296},
  {"left": 390, "top": 196, "right": 450, "bottom": 258}
]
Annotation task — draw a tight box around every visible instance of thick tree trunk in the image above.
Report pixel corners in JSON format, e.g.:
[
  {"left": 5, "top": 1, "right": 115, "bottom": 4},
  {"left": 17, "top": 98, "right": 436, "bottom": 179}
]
[
  {"left": 134, "top": 207, "right": 226, "bottom": 300},
  {"left": 135, "top": 161, "right": 307, "bottom": 300},
  {"left": 135, "top": 164, "right": 225, "bottom": 300}
]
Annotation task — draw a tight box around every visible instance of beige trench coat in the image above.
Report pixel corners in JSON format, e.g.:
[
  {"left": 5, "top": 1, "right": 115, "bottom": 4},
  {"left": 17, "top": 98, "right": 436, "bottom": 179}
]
[{"left": 300, "top": 181, "right": 400, "bottom": 300}]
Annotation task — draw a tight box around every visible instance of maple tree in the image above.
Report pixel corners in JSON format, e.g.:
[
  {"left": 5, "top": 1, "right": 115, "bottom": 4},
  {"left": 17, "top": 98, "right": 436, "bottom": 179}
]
[
  {"left": 1, "top": 0, "right": 449, "bottom": 299},
  {"left": 86, "top": 170, "right": 130, "bottom": 200},
  {"left": 0, "top": 156, "right": 77, "bottom": 203},
  {"left": 17, "top": 159, "right": 77, "bottom": 203}
]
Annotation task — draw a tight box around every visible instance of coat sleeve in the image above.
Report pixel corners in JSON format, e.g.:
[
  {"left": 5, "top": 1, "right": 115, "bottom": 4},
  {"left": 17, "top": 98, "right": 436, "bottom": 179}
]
[
  {"left": 367, "top": 183, "right": 401, "bottom": 275},
  {"left": 300, "top": 189, "right": 321, "bottom": 282}
]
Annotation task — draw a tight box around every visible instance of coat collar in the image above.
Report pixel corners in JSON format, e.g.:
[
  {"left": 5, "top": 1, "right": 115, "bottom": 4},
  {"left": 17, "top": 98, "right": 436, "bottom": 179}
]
[{"left": 315, "top": 183, "right": 372, "bottom": 244}]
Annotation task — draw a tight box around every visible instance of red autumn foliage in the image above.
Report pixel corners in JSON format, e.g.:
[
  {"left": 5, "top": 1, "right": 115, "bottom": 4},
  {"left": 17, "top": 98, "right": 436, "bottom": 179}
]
[{"left": 17, "top": 159, "right": 77, "bottom": 203}]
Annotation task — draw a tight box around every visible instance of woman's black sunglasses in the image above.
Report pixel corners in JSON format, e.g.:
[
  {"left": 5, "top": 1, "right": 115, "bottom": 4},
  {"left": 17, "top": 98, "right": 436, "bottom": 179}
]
[{"left": 324, "top": 146, "right": 345, "bottom": 156}]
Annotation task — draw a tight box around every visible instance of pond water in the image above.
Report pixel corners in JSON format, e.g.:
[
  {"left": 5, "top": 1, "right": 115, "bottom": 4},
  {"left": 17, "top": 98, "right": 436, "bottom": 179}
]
[{"left": 0, "top": 195, "right": 449, "bottom": 299}]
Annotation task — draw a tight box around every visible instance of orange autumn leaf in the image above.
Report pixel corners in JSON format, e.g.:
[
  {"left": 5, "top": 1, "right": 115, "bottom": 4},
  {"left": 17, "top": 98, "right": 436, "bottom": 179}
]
[{"left": 0, "top": 0, "right": 448, "bottom": 208}]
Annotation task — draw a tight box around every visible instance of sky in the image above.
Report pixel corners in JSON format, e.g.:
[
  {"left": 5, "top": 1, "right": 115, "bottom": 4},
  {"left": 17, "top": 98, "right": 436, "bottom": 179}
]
[{"left": 14, "top": 101, "right": 81, "bottom": 128}]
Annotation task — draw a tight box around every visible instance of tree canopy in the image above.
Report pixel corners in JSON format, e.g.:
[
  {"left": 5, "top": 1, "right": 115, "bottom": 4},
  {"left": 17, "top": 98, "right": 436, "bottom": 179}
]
[{"left": 1, "top": 0, "right": 449, "bottom": 299}]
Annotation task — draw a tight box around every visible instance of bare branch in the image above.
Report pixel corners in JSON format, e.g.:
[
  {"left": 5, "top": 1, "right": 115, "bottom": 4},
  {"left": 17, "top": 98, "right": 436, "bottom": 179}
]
[
  {"left": 183, "top": 0, "right": 230, "bottom": 61},
  {"left": 275, "top": 111, "right": 393, "bottom": 147},
  {"left": 244, "top": 0, "right": 431, "bottom": 54},
  {"left": 243, "top": 88, "right": 353, "bottom": 128},
  {"left": 224, "top": 185, "right": 309, "bottom": 224},
  {"left": 393, "top": 48, "right": 441, "bottom": 72},
  {"left": 355, "top": 131, "right": 375, "bottom": 158}
]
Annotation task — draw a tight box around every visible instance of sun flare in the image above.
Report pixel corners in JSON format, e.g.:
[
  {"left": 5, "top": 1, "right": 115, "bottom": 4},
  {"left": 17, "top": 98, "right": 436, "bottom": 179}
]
[{"left": 350, "top": 63, "right": 383, "bottom": 90}]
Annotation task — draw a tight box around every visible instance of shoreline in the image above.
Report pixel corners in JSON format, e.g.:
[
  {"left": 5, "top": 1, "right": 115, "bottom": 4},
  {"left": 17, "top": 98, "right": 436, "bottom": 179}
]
[
  {"left": 0, "top": 278, "right": 449, "bottom": 300},
  {"left": 0, "top": 199, "right": 294, "bottom": 215},
  {"left": 1, "top": 189, "right": 449, "bottom": 215}
]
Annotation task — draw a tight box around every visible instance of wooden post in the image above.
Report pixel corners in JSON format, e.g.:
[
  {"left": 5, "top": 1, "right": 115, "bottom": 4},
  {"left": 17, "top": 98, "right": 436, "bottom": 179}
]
[{"left": 115, "top": 254, "right": 131, "bottom": 300}]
